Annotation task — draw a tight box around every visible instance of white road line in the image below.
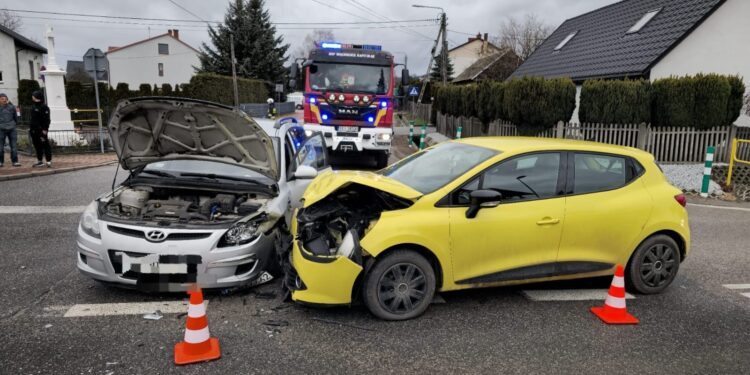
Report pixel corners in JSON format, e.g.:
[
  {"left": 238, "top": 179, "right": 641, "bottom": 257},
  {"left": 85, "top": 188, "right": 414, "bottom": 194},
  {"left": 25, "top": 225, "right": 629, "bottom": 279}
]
[
  {"left": 61, "top": 301, "right": 208, "bottom": 317},
  {"left": 687, "top": 203, "right": 750, "bottom": 212},
  {"left": 0, "top": 206, "right": 87, "bottom": 214},
  {"left": 521, "top": 289, "right": 635, "bottom": 302},
  {"left": 742, "top": 292, "right": 750, "bottom": 299},
  {"left": 722, "top": 284, "right": 750, "bottom": 290}
]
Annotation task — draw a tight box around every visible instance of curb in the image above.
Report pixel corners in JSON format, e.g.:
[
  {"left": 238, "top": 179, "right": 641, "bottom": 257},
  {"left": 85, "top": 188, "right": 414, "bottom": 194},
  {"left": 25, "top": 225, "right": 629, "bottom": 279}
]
[{"left": 0, "top": 161, "right": 118, "bottom": 182}]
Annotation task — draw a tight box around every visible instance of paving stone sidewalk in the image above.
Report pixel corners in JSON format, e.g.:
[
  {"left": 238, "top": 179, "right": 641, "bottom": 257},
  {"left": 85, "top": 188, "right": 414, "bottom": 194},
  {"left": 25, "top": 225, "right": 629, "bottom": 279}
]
[{"left": 0, "top": 152, "right": 118, "bottom": 181}]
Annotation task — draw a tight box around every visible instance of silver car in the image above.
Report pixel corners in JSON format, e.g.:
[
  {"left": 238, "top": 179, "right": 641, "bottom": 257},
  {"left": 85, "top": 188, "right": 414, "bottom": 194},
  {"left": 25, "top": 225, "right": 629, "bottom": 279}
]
[{"left": 76, "top": 98, "right": 329, "bottom": 292}]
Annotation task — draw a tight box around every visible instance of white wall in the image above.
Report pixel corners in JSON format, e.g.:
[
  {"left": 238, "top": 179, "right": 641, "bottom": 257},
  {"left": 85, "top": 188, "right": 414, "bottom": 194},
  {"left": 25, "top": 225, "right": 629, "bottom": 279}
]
[
  {"left": 0, "top": 32, "right": 18, "bottom": 104},
  {"left": 449, "top": 40, "right": 497, "bottom": 79},
  {"left": 107, "top": 34, "right": 200, "bottom": 88},
  {"left": 650, "top": 0, "right": 750, "bottom": 126}
]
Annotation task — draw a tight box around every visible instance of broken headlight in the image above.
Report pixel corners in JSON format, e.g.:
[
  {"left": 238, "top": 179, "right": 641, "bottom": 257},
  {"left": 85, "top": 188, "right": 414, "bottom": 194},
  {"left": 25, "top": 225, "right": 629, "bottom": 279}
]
[
  {"left": 80, "top": 201, "right": 101, "bottom": 239},
  {"left": 219, "top": 221, "right": 259, "bottom": 247}
]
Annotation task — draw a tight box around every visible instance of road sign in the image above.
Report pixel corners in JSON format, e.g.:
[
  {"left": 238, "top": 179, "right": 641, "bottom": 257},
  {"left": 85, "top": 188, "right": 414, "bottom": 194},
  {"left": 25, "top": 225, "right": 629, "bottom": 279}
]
[
  {"left": 408, "top": 86, "right": 420, "bottom": 97},
  {"left": 83, "top": 48, "right": 107, "bottom": 153},
  {"left": 275, "top": 84, "right": 284, "bottom": 93}
]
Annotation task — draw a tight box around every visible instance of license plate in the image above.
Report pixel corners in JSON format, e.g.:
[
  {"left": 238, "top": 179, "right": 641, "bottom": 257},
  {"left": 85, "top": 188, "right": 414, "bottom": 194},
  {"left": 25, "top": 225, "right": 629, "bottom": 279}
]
[
  {"left": 338, "top": 126, "right": 359, "bottom": 133},
  {"left": 118, "top": 252, "right": 197, "bottom": 274}
]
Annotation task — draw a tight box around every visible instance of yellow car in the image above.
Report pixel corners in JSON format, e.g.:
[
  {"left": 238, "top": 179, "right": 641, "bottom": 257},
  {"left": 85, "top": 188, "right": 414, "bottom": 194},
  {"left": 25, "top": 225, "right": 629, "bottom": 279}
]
[{"left": 286, "top": 137, "right": 690, "bottom": 320}]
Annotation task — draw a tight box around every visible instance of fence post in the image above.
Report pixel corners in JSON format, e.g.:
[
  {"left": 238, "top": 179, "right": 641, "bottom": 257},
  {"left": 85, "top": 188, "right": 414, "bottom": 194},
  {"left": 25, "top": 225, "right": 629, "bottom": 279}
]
[
  {"left": 419, "top": 124, "right": 426, "bottom": 150},
  {"left": 726, "top": 138, "right": 737, "bottom": 187},
  {"left": 408, "top": 121, "right": 415, "bottom": 147},
  {"left": 701, "top": 146, "right": 715, "bottom": 198},
  {"left": 555, "top": 121, "right": 564, "bottom": 139},
  {"left": 637, "top": 123, "right": 649, "bottom": 150}
]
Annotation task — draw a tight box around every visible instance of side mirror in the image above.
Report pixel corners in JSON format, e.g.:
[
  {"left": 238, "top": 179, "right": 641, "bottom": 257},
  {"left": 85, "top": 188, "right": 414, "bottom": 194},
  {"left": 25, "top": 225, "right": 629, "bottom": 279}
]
[
  {"left": 294, "top": 165, "right": 318, "bottom": 180},
  {"left": 465, "top": 190, "right": 502, "bottom": 219},
  {"left": 401, "top": 68, "right": 410, "bottom": 86}
]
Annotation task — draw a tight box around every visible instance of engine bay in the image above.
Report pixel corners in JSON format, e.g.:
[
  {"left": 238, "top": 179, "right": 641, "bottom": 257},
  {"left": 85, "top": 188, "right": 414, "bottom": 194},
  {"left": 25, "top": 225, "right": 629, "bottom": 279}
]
[
  {"left": 296, "top": 184, "right": 414, "bottom": 258},
  {"left": 103, "top": 185, "right": 271, "bottom": 224}
]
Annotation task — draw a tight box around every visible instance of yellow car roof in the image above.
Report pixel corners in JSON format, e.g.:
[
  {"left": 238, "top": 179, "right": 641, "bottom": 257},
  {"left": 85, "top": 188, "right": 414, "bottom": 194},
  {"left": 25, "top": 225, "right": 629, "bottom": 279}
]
[{"left": 456, "top": 137, "right": 653, "bottom": 159}]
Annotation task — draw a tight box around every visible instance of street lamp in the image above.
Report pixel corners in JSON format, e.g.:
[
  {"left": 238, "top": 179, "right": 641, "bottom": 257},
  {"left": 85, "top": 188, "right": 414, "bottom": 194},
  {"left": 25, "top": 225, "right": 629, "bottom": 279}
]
[{"left": 412, "top": 4, "right": 448, "bottom": 85}]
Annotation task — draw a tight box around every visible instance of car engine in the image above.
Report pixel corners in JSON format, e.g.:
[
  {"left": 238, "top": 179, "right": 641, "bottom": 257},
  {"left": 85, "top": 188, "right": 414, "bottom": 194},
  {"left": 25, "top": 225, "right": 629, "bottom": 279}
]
[{"left": 104, "top": 186, "right": 269, "bottom": 224}]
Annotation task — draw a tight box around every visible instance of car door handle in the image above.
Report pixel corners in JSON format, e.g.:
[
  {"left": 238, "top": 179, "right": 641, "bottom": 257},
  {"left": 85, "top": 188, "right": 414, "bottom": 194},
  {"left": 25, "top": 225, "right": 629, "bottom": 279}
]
[{"left": 536, "top": 217, "right": 560, "bottom": 225}]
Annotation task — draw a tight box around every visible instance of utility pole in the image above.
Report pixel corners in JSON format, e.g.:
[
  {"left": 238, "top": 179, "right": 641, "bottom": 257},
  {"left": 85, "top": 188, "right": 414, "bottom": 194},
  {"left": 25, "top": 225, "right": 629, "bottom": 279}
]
[
  {"left": 230, "top": 33, "right": 239, "bottom": 108},
  {"left": 440, "top": 12, "right": 447, "bottom": 85}
]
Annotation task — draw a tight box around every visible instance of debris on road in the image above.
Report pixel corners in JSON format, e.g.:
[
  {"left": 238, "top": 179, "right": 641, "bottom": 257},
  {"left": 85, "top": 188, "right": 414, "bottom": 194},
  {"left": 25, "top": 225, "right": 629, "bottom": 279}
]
[
  {"left": 142, "top": 310, "right": 163, "bottom": 320},
  {"left": 311, "top": 317, "right": 374, "bottom": 332},
  {"left": 254, "top": 291, "right": 277, "bottom": 300},
  {"left": 262, "top": 319, "right": 289, "bottom": 327},
  {"left": 44, "top": 324, "right": 53, "bottom": 329}
]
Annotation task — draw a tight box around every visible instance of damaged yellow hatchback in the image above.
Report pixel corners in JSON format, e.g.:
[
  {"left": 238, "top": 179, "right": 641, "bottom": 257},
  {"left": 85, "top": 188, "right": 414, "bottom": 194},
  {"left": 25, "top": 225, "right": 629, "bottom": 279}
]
[{"left": 286, "top": 138, "right": 690, "bottom": 320}]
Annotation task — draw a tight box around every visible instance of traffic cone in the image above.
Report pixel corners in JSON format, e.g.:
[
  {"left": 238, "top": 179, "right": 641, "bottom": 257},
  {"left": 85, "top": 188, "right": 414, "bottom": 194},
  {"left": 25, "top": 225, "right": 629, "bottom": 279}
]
[
  {"left": 590, "top": 265, "right": 639, "bottom": 325},
  {"left": 174, "top": 288, "right": 221, "bottom": 365}
]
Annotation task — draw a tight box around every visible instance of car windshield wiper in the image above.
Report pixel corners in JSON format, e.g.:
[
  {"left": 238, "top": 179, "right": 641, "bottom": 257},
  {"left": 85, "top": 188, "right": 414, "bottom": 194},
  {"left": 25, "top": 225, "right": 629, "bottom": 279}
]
[{"left": 139, "top": 170, "right": 178, "bottom": 178}]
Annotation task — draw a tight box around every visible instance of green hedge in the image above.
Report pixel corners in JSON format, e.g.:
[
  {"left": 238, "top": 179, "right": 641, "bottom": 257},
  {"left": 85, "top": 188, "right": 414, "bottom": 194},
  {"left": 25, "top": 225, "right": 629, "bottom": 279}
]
[
  {"left": 181, "top": 73, "right": 267, "bottom": 105},
  {"left": 579, "top": 79, "right": 651, "bottom": 124},
  {"left": 726, "top": 75, "right": 746, "bottom": 126},
  {"left": 18, "top": 79, "right": 40, "bottom": 107},
  {"left": 505, "top": 77, "right": 576, "bottom": 135},
  {"left": 652, "top": 74, "right": 743, "bottom": 129}
]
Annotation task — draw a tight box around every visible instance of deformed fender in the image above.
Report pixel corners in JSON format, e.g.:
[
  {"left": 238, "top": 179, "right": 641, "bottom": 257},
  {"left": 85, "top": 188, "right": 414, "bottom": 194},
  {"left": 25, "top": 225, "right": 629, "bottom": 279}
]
[{"left": 290, "top": 240, "right": 363, "bottom": 305}]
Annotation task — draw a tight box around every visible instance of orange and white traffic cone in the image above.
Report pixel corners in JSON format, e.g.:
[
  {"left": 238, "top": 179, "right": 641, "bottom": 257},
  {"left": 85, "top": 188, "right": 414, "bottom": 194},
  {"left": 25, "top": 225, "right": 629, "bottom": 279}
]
[
  {"left": 590, "top": 265, "right": 639, "bottom": 325},
  {"left": 174, "top": 288, "right": 221, "bottom": 365}
]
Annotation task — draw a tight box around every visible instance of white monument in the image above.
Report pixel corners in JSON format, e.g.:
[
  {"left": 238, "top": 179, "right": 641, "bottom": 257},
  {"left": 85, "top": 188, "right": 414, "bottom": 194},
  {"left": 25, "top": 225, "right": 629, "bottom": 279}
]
[{"left": 40, "top": 26, "right": 74, "bottom": 132}]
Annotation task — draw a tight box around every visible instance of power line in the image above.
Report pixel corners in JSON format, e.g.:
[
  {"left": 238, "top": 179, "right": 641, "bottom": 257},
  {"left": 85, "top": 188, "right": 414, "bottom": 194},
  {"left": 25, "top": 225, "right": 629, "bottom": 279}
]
[
  {"left": 341, "top": 0, "right": 436, "bottom": 41},
  {"left": 166, "top": 0, "right": 209, "bottom": 24}
]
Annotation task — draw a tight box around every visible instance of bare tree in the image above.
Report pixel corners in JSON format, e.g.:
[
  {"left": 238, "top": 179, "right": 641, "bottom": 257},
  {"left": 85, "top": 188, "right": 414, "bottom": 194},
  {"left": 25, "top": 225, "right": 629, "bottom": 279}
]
[
  {"left": 293, "top": 29, "right": 335, "bottom": 59},
  {"left": 0, "top": 9, "right": 23, "bottom": 31},
  {"left": 494, "top": 14, "right": 552, "bottom": 62}
]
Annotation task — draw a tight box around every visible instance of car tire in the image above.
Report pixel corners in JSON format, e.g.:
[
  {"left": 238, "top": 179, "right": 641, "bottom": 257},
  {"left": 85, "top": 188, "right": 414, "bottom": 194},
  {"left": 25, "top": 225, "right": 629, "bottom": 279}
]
[
  {"left": 626, "top": 234, "right": 681, "bottom": 294},
  {"left": 375, "top": 151, "right": 389, "bottom": 169},
  {"left": 362, "top": 250, "right": 436, "bottom": 321}
]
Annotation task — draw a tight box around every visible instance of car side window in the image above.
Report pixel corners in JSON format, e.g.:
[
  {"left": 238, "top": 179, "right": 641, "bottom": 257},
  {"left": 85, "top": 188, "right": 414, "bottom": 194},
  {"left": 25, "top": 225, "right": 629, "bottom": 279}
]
[
  {"left": 453, "top": 153, "right": 561, "bottom": 205},
  {"left": 573, "top": 153, "right": 627, "bottom": 194},
  {"left": 296, "top": 134, "right": 327, "bottom": 170}
]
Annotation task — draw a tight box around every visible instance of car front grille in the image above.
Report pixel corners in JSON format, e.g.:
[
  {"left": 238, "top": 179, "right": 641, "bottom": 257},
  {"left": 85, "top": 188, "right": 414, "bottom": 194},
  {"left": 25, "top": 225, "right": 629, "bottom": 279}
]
[{"left": 107, "top": 225, "right": 212, "bottom": 241}]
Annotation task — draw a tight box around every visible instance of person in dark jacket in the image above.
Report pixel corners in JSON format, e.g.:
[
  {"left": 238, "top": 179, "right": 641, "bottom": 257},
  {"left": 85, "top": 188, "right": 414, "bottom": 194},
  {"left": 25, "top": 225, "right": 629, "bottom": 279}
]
[
  {"left": 29, "top": 91, "right": 52, "bottom": 167},
  {"left": 0, "top": 92, "right": 21, "bottom": 167}
]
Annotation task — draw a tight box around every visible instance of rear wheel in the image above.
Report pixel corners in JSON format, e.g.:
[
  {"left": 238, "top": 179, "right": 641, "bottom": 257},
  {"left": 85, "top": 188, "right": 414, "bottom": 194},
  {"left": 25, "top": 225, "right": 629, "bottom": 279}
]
[
  {"left": 363, "top": 250, "right": 436, "bottom": 320},
  {"left": 375, "top": 151, "right": 389, "bottom": 169},
  {"left": 626, "top": 235, "right": 681, "bottom": 294}
]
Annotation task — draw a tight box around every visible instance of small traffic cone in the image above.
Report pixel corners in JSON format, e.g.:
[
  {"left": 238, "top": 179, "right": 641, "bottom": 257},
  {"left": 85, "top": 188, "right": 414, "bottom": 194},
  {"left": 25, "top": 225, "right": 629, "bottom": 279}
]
[
  {"left": 174, "top": 288, "right": 221, "bottom": 365},
  {"left": 590, "top": 265, "right": 639, "bottom": 325}
]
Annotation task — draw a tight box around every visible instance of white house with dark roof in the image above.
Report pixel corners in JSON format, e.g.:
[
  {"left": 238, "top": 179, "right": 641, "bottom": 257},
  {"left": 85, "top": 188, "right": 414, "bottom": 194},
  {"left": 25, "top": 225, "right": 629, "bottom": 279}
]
[
  {"left": 106, "top": 29, "right": 200, "bottom": 88},
  {"left": 510, "top": 0, "right": 750, "bottom": 126},
  {"left": 0, "top": 24, "right": 47, "bottom": 104},
  {"left": 448, "top": 33, "right": 503, "bottom": 79}
]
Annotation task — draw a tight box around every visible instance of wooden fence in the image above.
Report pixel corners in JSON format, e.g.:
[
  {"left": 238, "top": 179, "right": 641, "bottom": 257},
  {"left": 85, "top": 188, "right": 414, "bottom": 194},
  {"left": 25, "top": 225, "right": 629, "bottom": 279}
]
[{"left": 414, "top": 105, "right": 749, "bottom": 163}]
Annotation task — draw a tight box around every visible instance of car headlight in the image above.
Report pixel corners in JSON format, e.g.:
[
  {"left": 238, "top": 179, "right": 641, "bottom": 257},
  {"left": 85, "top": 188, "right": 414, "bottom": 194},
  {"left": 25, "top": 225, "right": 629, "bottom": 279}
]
[
  {"left": 80, "top": 201, "right": 101, "bottom": 239},
  {"left": 375, "top": 133, "right": 392, "bottom": 141},
  {"left": 219, "top": 221, "right": 259, "bottom": 247},
  {"left": 305, "top": 130, "right": 314, "bottom": 137}
]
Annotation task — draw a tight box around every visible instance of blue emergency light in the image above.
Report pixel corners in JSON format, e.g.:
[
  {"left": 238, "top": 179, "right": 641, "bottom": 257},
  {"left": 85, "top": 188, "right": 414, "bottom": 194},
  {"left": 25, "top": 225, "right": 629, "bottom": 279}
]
[
  {"left": 367, "top": 116, "right": 375, "bottom": 123},
  {"left": 380, "top": 100, "right": 388, "bottom": 109},
  {"left": 309, "top": 97, "right": 316, "bottom": 104},
  {"left": 322, "top": 113, "right": 329, "bottom": 121},
  {"left": 319, "top": 41, "right": 382, "bottom": 51}
]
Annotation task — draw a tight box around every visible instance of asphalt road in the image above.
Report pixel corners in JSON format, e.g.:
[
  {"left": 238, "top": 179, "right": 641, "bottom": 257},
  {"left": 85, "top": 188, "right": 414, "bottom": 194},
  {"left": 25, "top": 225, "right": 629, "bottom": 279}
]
[{"left": 1, "top": 164, "right": 749, "bottom": 374}]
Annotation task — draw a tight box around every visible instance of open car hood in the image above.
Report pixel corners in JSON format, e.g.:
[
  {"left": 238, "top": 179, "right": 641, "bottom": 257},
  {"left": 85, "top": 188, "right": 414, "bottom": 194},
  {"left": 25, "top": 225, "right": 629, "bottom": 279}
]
[
  {"left": 302, "top": 170, "right": 423, "bottom": 207},
  {"left": 108, "top": 97, "right": 278, "bottom": 180}
]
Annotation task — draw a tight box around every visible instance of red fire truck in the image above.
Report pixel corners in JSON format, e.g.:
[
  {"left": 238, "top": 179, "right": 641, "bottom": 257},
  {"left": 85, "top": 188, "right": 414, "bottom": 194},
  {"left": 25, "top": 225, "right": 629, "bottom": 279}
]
[{"left": 290, "top": 42, "right": 408, "bottom": 168}]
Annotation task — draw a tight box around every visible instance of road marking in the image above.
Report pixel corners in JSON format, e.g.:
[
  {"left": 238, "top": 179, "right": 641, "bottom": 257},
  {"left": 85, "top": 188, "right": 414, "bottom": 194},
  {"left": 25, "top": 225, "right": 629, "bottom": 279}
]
[
  {"left": 687, "top": 203, "right": 750, "bottom": 212},
  {"left": 521, "top": 289, "right": 635, "bottom": 301},
  {"left": 0, "top": 206, "right": 87, "bottom": 214},
  {"left": 742, "top": 293, "right": 750, "bottom": 299},
  {"left": 61, "top": 301, "right": 208, "bottom": 317},
  {"left": 722, "top": 284, "right": 750, "bottom": 290}
]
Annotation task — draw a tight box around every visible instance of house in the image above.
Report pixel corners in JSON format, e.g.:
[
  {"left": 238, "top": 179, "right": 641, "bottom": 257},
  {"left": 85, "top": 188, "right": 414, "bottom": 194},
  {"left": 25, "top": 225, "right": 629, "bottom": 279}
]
[
  {"left": 448, "top": 33, "right": 503, "bottom": 79},
  {"left": 106, "top": 29, "right": 200, "bottom": 88},
  {"left": 0, "top": 24, "right": 47, "bottom": 104},
  {"left": 452, "top": 49, "right": 520, "bottom": 84},
  {"left": 510, "top": 0, "right": 750, "bottom": 126}
]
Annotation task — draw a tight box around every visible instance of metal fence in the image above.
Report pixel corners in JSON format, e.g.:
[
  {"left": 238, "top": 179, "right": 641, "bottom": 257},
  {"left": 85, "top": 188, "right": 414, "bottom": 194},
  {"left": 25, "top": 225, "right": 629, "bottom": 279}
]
[
  {"left": 426, "top": 108, "right": 749, "bottom": 164},
  {"left": 16, "top": 127, "right": 113, "bottom": 155}
]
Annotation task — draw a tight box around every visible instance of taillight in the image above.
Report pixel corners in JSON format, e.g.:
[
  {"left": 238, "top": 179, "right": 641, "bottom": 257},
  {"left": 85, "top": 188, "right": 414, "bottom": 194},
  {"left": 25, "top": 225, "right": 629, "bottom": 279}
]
[{"left": 674, "top": 194, "right": 687, "bottom": 207}]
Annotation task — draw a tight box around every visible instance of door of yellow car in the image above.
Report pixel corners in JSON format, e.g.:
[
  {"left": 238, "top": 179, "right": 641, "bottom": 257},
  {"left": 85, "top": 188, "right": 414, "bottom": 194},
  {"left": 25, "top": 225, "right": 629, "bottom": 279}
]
[
  {"left": 444, "top": 152, "right": 566, "bottom": 284},
  {"left": 556, "top": 152, "right": 651, "bottom": 270}
]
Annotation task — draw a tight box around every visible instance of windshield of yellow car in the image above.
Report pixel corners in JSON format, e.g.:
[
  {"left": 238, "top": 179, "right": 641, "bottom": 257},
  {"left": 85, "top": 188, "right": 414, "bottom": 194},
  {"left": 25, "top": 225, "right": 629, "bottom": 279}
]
[{"left": 380, "top": 142, "right": 498, "bottom": 194}]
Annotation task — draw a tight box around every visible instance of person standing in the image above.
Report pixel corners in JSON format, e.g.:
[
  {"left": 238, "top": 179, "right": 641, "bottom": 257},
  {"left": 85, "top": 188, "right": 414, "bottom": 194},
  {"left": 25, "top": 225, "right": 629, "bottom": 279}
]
[
  {"left": 29, "top": 91, "right": 52, "bottom": 167},
  {"left": 0, "top": 92, "right": 21, "bottom": 167}
]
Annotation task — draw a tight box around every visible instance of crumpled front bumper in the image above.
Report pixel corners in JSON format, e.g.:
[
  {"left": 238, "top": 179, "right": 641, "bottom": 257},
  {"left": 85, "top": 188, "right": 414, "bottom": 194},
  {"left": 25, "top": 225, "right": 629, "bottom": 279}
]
[
  {"left": 75, "top": 221, "right": 276, "bottom": 292},
  {"left": 288, "top": 238, "right": 362, "bottom": 305}
]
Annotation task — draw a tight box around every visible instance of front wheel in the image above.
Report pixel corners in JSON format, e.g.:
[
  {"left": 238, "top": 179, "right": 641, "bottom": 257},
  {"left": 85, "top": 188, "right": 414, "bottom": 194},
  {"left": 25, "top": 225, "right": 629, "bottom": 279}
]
[
  {"left": 363, "top": 250, "right": 436, "bottom": 320},
  {"left": 375, "top": 151, "right": 389, "bottom": 169},
  {"left": 626, "top": 234, "right": 681, "bottom": 294}
]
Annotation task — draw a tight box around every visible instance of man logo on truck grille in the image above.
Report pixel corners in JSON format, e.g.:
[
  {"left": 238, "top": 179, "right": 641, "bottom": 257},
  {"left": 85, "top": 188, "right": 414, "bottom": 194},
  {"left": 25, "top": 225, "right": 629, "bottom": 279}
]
[
  {"left": 145, "top": 230, "right": 167, "bottom": 242},
  {"left": 338, "top": 108, "right": 358, "bottom": 115}
]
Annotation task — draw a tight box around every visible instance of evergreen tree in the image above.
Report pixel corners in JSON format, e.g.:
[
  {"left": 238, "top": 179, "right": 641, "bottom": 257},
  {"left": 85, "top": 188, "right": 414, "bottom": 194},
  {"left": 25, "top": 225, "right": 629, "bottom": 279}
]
[
  {"left": 199, "top": 0, "right": 289, "bottom": 84},
  {"left": 430, "top": 48, "right": 454, "bottom": 82}
]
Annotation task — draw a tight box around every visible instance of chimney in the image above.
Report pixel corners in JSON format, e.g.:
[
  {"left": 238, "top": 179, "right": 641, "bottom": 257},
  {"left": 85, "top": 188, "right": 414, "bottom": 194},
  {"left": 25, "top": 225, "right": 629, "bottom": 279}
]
[
  {"left": 172, "top": 29, "right": 179, "bottom": 39},
  {"left": 482, "top": 33, "right": 489, "bottom": 55}
]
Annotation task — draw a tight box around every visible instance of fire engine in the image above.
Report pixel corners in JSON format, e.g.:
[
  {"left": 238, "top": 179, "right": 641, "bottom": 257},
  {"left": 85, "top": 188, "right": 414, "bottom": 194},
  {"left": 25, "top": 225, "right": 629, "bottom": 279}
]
[{"left": 290, "top": 42, "right": 409, "bottom": 168}]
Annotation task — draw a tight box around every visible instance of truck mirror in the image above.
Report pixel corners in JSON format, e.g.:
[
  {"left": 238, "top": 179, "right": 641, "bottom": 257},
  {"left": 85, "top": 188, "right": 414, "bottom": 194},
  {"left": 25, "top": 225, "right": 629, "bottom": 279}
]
[{"left": 401, "top": 68, "right": 409, "bottom": 86}]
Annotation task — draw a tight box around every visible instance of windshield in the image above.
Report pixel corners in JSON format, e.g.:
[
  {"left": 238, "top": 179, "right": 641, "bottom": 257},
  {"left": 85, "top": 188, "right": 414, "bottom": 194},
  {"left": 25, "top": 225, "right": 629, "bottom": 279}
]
[
  {"left": 142, "top": 160, "right": 274, "bottom": 184},
  {"left": 309, "top": 63, "right": 391, "bottom": 94},
  {"left": 380, "top": 143, "right": 499, "bottom": 194}
]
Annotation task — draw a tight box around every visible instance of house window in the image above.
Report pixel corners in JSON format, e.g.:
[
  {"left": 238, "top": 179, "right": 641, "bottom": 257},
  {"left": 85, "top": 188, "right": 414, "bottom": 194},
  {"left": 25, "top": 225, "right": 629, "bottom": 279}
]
[
  {"left": 0, "top": 71, "right": 3, "bottom": 83},
  {"left": 554, "top": 31, "right": 578, "bottom": 51},
  {"left": 158, "top": 63, "right": 164, "bottom": 77},
  {"left": 158, "top": 43, "right": 169, "bottom": 55},
  {"left": 29, "top": 61, "right": 34, "bottom": 79},
  {"left": 627, "top": 8, "right": 661, "bottom": 34}
]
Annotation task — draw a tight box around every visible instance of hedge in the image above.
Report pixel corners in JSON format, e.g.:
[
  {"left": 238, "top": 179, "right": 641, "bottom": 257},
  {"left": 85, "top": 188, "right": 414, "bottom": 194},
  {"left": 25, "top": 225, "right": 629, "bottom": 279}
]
[
  {"left": 181, "top": 73, "right": 267, "bottom": 105},
  {"left": 504, "top": 77, "right": 576, "bottom": 135},
  {"left": 652, "top": 74, "right": 742, "bottom": 129},
  {"left": 579, "top": 79, "right": 651, "bottom": 124},
  {"left": 726, "top": 75, "right": 746, "bottom": 126},
  {"left": 18, "top": 79, "right": 41, "bottom": 107}
]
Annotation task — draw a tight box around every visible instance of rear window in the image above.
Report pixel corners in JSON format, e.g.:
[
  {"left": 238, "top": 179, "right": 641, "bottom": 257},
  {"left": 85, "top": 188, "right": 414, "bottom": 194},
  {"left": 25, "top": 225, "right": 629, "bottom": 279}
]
[{"left": 573, "top": 153, "right": 629, "bottom": 194}]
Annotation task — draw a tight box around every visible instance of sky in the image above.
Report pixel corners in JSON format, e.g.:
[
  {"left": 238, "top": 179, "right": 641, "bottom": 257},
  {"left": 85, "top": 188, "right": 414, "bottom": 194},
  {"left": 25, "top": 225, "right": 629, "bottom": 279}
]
[{"left": 2, "top": 0, "right": 619, "bottom": 75}]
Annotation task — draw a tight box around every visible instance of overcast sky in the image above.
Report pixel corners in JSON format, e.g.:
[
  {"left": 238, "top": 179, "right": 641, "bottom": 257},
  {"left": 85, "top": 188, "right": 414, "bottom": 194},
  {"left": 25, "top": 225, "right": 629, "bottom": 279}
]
[{"left": 2, "top": 0, "right": 619, "bottom": 74}]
